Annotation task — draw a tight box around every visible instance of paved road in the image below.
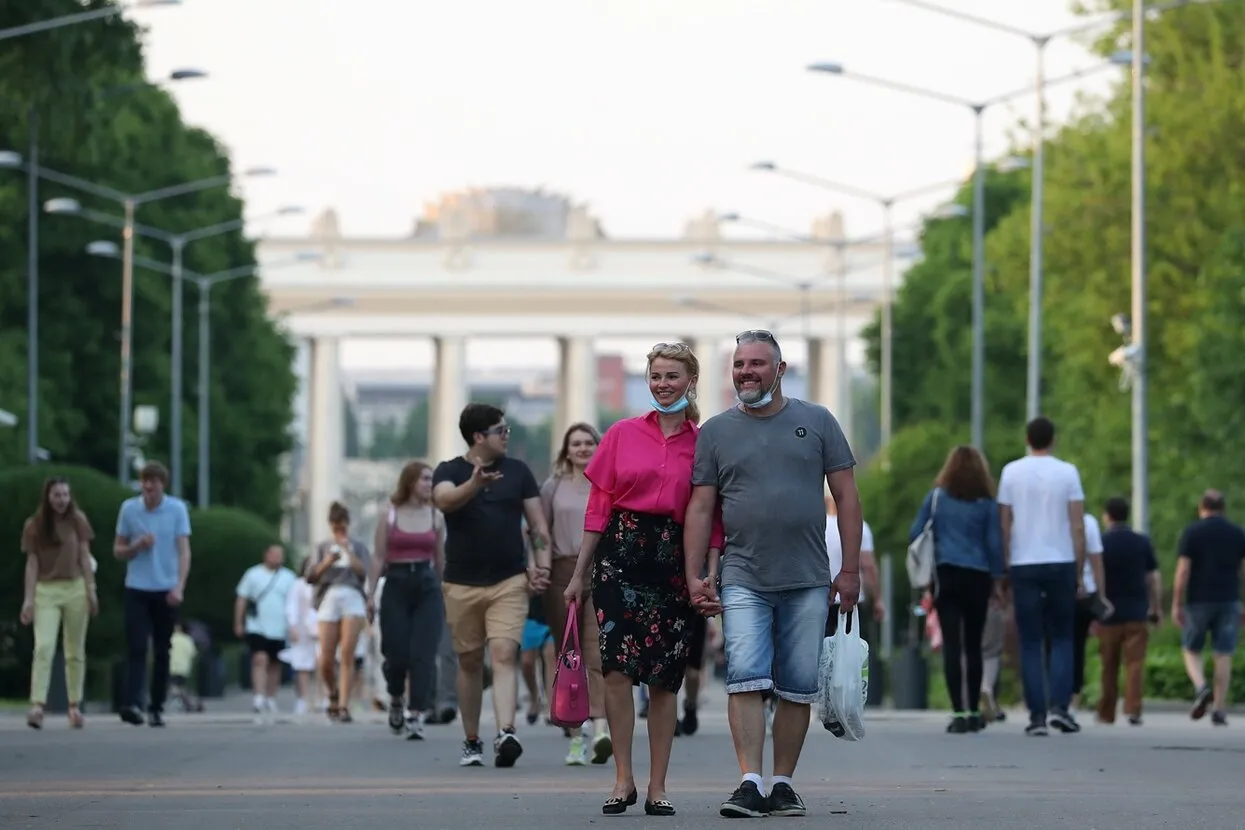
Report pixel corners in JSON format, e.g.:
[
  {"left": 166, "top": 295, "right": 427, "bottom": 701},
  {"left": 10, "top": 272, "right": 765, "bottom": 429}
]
[{"left": 2, "top": 689, "right": 1241, "bottom": 829}]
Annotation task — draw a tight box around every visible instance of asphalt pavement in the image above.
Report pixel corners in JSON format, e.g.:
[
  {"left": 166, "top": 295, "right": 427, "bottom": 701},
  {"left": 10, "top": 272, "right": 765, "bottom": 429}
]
[{"left": 2, "top": 684, "right": 1242, "bottom": 829}]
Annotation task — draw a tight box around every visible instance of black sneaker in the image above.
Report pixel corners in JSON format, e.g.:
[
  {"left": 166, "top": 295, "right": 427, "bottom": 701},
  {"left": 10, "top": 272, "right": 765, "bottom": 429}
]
[
  {"left": 767, "top": 783, "right": 806, "bottom": 817},
  {"left": 967, "top": 713, "right": 985, "bottom": 732},
  {"left": 720, "top": 781, "right": 769, "bottom": 818},
  {"left": 388, "top": 702, "right": 406, "bottom": 735},
  {"left": 430, "top": 706, "right": 457, "bottom": 725},
  {"left": 1049, "top": 709, "right": 1080, "bottom": 734},
  {"left": 1191, "top": 685, "right": 1213, "bottom": 720},
  {"left": 680, "top": 704, "right": 699, "bottom": 736},
  {"left": 946, "top": 716, "right": 968, "bottom": 734},
  {"left": 1127, "top": 714, "right": 1143, "bottom": 726},
  {"left": 494, "top": 729, "right": 523, "bottom": 767},
  {"left": 459, "top": 738, "right": 485, "bottom": 767},
  {"left": 119, "top": 706, "right": 145, "bottom": 726},
  {"left": 1024, "top": 718, "right": 1049, "bottom": 736},
  {"left": 1212, "top": 710, "right": 1228, "bottom": 727},
  {"left": 147, "top": 709, "right": 165, "bottom": 728}
]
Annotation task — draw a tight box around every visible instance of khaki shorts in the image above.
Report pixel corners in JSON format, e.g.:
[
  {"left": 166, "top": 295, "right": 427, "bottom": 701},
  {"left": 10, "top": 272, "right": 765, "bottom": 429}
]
[{"left": 442, "top": 572, "right": 529, "bottom": 654}]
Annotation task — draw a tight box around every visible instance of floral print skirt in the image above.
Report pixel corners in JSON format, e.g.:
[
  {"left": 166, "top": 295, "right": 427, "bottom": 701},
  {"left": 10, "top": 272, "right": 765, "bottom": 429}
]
[{"left": 591, "top": 509, "right": 695, "bottom": 694}]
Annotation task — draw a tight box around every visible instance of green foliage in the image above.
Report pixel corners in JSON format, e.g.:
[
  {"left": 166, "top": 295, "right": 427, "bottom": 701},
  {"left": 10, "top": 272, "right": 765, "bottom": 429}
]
[
  {"left": 0, "top": 464, "right": 279, "bottom": 699},
  {"left": 0, "top": 2, "right": 296, "bottom": 521}
]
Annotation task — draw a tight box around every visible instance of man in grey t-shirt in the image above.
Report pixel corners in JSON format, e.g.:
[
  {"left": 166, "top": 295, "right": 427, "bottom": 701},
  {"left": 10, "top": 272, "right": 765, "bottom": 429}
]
[{"left": 684, "top": 329, "right": 862, "bottom": 819}]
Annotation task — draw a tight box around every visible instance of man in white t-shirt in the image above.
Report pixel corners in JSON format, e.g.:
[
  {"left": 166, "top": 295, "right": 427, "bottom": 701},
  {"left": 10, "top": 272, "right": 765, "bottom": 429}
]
[
  {"left": 998, "top": 416, "right": 1089, "bottom": 737},
  {"left": 825, "top": 494, "right": 885, "bottom": 629}
]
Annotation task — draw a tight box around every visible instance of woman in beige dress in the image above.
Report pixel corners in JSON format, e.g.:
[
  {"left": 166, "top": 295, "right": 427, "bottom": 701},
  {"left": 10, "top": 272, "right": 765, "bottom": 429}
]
[{"left": 541, "top": 422, "right": 612, "bottom": 766}]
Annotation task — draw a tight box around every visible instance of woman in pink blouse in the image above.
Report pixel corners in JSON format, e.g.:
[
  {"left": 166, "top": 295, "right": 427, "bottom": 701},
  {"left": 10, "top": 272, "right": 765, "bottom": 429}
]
[{"left": 564, "top": 341, "right": 723, "bottom": 818}]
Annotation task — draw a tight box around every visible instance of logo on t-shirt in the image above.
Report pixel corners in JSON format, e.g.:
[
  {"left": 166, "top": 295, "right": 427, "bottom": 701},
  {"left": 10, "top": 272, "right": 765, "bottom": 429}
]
[{"left": 794, "top": 427, "right": 807, "bottom": 438}]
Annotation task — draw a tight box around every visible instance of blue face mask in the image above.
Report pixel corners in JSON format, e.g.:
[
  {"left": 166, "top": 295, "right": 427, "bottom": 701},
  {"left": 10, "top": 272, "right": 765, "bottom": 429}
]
[
  {"left": 650, "top": 394, "right": 690, "bottom": 414},
  {"left": 738, "top": 373, "right": 782, "bottom": 409}
]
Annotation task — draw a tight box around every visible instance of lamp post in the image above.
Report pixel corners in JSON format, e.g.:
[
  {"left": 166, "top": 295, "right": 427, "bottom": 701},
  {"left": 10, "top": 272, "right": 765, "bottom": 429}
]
[
  {"left": 0, "top": 68, "right": 204, "bottom": 465},
  {"left": 749, "top": 163, "right": 962, "bottom": 447},
  {"left": 84, "top": 243, "right": 323, "bottom": 506},
  {"left": 1130, "top": 0, "right": 1149, "bottom": 532},
  {"left": 46, "top": 200, "right": 303, "bottom": 494},
  {"left": 0, "top": 0, "right": 179, "bottom": 42},
  {"left": 884, "top": 0, "right": 1224, "bottom": 423},
  {"left": 808, "top": 59, "right": 1119, "bottom": 449},
  {"left": 27, "top": 163, "right": 278, "bottom": 481}
]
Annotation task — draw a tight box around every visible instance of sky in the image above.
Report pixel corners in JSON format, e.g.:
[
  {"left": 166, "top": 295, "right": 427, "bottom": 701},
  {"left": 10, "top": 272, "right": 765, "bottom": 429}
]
[{"left": 136, "top": 0, "right": 1125, "bottom": 373}]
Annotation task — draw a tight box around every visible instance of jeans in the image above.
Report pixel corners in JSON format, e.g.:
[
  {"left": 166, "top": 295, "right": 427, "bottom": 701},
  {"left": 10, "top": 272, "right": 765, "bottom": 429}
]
[
  {"left": 30, "top": 579, "right": 90, "bottom": 705},
  {"left": 1011, "top": 562, "right": 1077, "bottom": 720},
  {"left": 124, "top": 588, "right": 177, "bottom": 712},
  {"left": 933, "top": 564, "right": 992, "bottom": 714},
  {"left": 379, "top": 562, "right": 443, "bottom": 712},
  {"left": 721, "top": 584, "right": 829, "bottom": 703}
]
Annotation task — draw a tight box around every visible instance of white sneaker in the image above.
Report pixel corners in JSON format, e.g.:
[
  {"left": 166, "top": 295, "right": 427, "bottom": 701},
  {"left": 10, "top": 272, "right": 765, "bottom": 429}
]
[
  {"left": 293, "top": 699, "right": 308, "bottom": 716},
  {"left": 264, "top": 697, "right": 280, "bottom": 714},
  {"left": 565, "top": 735, "right": 588, "bottom": 766},
  {"left": 590, "top": 729, "right": 613, "bottom": 765},
  {"left": 405, "top": 711, "right": 425, "bottom": 741}
]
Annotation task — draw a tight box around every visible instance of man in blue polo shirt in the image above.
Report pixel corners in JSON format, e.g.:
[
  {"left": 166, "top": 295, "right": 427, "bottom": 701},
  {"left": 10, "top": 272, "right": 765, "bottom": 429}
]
[{"left": 113, "top": 461, "right": 193, "bottom": 726}]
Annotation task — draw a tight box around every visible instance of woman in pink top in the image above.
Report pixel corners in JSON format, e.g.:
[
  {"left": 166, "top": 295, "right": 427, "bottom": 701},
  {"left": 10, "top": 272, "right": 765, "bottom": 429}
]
[
  {"left": 367, "top": 460, "right": 445, "bottom": 740},
  {"left": 564, "top": 342, "right": 723, "bottom": 818}
]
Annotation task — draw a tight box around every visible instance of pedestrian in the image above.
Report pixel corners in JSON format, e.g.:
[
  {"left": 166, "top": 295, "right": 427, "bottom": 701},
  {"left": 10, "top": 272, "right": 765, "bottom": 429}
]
[
  {"left": 998, "top": 417, "right": 1096, "bottom": 736},
  {"left": 562, "top": 341, "right": 723, "bottom": 817},
  {"left": 113, "top": 461, "right": 192, "bottom": 728},
  {"left": 1172, "top": 489, "right": 1245, "bottom": 726},
  {"left": 540, "top": 421, "right": 612, "bottom": 765},
  {"left": 1095, "top": 496, "right": 1162, "bottom": 726},
  {"left": 234, "top": 543, "right": 296, "bottom": 720},
  {"left": 305, "top": 501, "right": 371, "bottom": 722},
  {"left": 279, "top": 558, "right": 320, "bottom": 716},
  {"left": 19, "top": 476, "right": 98, "bottom": 730},
  {"left": 432, "top": 403, "right": 553, "bottom": 768},
  {"left": 684, "top": 329, "right": 861, "bottom": 819},
  {"left": 908, "top": 445, "right": 1005, "bottom": 734},
  {"left": 367, "top": 460, "right": 445, "bottom": 740}
]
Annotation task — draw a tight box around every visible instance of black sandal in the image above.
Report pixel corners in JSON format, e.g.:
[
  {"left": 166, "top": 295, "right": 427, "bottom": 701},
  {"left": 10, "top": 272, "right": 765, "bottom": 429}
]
[
  {"left": 602, "top": 789, "right": 638, "bottom": 815},
  {"left": 645, "top": 799, "right": 676, "bottom": 817}
]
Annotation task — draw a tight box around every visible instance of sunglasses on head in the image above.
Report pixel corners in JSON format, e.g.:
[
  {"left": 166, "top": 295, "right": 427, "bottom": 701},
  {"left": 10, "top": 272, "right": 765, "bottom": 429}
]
[{"left": 736, "top": 329, "right": 777, "bottom": 344}]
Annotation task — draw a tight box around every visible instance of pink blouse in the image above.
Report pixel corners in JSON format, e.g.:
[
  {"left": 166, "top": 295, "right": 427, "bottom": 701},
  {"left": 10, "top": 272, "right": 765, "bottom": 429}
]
[{"left": 584, "top": 411, "right": 724, "bottom": 549}]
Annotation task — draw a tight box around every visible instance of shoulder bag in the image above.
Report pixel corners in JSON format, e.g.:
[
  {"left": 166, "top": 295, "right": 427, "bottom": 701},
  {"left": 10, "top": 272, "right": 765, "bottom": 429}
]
[{"left": 905, "top": 488, "right": 940, "bottom": 590}]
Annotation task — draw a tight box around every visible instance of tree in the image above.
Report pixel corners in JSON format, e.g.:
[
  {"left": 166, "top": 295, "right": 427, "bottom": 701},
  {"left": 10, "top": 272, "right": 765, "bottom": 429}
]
[{"left": 0, "top": 2, "right": 297, "bottom": 521}]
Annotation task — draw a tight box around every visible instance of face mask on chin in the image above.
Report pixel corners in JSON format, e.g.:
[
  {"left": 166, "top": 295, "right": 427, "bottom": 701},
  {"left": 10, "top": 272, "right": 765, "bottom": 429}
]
[
  {"left": 650, "top": 394, "right": 690, "bottom": 414},
  {"left": 737, "top": 373, "right": 781, "bottom": 409}
]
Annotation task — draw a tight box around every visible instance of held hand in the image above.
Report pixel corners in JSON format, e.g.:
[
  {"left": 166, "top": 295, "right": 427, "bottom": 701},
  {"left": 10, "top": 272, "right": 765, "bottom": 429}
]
[
  {"left": 688, "top": 575, "right": 721, "bottom": 617},
  {"left": 527, "top": 567, "right": 551, "bottom": 594},
  {"left": 562, "top": 574, "right": 585, "bottom": 606},
  {"left": 167, "top": 587, "right": 184, "bottom": 607},
  {"left": 19, "top": 600, "right": 33, "bottom": 626},
  {"left": 833, "top": 571, "right": 862, "bottom": 616}
]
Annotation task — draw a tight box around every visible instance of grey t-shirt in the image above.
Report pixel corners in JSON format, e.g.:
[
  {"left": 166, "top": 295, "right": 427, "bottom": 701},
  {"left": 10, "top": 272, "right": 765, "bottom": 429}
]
[
  {"left": 692, "top": 398, "right": 855, "bottom": 593},
  {"left": 311, "top": 537, "right": 371, "bottom": 597}
]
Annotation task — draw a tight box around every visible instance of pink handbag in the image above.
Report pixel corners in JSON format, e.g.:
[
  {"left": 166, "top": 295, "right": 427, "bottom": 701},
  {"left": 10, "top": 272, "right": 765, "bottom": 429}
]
[{"left": 549, "top": 599, "right": 591, "bottom": 728}]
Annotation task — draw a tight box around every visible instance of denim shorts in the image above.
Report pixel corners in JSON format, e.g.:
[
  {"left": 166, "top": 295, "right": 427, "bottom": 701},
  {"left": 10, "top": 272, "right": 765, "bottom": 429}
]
[
  {"left": 721, "top": 584, "right": 830, "bottom": 704},
  {"left": 1182, "top": 601, "right": 1241, "bottom": 655}
]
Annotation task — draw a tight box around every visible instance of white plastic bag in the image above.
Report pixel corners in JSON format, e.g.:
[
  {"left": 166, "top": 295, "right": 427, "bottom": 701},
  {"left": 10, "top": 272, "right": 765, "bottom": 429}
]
[{"left": 820, "top": 608, "right": 868, "bottom": 741}]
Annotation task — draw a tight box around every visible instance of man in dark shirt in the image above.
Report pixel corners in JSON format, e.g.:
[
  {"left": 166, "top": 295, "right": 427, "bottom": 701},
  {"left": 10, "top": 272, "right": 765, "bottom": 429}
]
[
  {"left": 432, "top": 403, "right": 552, "bottom": 768},
  {"left": 1172, "top": 489, "right": 1245, "bottom": 725},
  {"left": 1094, "top": 496, "right": 1161, "bottom": 726}
]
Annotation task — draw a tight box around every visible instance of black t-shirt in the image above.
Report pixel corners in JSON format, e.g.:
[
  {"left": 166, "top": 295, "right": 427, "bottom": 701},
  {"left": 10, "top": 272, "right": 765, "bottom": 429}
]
[
  {"left": 1100, "top": 525, "right": 1158, "bottom": 624},
  {"left": 1178, "top": 515, "right": 1245, "bottom": 604},
  {"left": 433, "top": 455, "right": 539, "bottom": 587}
]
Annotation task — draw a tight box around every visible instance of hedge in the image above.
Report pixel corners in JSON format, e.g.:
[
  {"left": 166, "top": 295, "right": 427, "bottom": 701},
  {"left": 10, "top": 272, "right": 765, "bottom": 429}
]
[{"left": 0, "top": 464, "right": 282, "bottom": 700}]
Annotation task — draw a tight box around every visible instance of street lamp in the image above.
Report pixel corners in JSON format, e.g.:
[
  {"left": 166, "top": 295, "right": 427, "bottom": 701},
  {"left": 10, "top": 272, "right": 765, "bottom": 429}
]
[
  {"left": 884, "top": 0, "right": 1218, "bottom": 423},
  {"left": 85, "top": 243, "right": 322, "bottom": 506},
  {"left": 0, "top": 67, "right": 205, "bottom": 467},
  {"left": 33, "top": 163, "right": 279, "bottom": 482},
  {"left": 1130, "top": 0, "right": 1149, "bottom": 533},
  {"left": 749, "top": 162, "right": 965, "bottom": 448},
  {"left": 808, "top": 57, "right": 1119, "bottom": 449},
  {"left": 0, "top": 0, "right": 179, "bottom": 42},
  {"left": 47, "top": 199, "right": 304, "bottom": 495}
]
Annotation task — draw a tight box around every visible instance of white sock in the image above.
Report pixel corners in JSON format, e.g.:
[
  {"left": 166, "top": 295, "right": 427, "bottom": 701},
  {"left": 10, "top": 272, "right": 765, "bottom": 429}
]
[
  {"left": 742, "top": 773, "right": 764, "bottom": 789},
  {"left": 592, "top": 718, "right": 609, "bottom": 735},
  {"left": 771, "top": 775, "right": 793, "bottom": 788}
]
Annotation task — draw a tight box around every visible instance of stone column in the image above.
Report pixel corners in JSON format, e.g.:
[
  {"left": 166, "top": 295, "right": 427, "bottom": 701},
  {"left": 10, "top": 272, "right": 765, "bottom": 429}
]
[
  {"left": 428, "top": 336, "right": 468, "bottom": 465},
  {"left": 307, "top": 336, "right": 343, "bottom": 543},
  {"left": 691, "top": 336, "right": 726, "bottom": 419},
  {"left": 807, "top": 337, "right": 853, "bottom": 447},
  {"left": 554, "top": 336, "right": 597, "bottom": 456}
]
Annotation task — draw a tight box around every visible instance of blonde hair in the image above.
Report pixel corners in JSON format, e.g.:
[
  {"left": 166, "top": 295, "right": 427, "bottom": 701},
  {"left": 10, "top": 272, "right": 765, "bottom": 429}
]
[
  {"left": 553, "top": 422, "right": 601, "bottom": 477},
  {"left": 646, "top": 342, "right": 701, "bottom": 423}
]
